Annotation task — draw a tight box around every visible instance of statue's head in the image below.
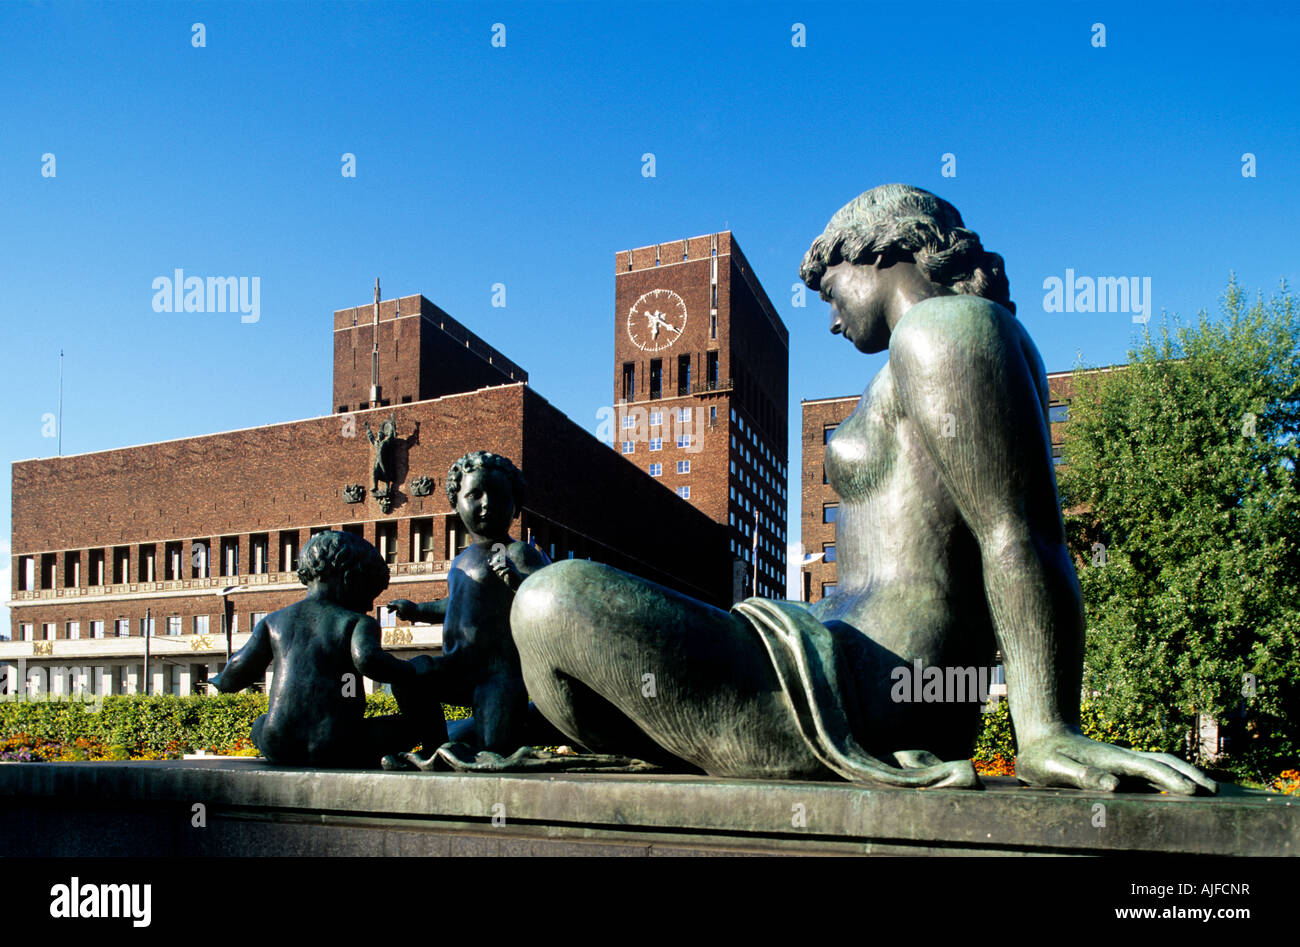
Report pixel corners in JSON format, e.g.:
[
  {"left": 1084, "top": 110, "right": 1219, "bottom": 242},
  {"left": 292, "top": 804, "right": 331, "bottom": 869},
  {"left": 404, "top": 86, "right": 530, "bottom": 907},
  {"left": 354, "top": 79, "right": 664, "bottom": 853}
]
[
  {"left": 445, "top": 450, "right": 525, "bottom": 512},
  {"left": 799, "top": 184, "right": 1015, "bottom": 314},
  {"left": 379, "top": 419, "right": 396, "bottom": 437},
  {"left": 296, "top": 530, "right": 390, "bottom": 610}
]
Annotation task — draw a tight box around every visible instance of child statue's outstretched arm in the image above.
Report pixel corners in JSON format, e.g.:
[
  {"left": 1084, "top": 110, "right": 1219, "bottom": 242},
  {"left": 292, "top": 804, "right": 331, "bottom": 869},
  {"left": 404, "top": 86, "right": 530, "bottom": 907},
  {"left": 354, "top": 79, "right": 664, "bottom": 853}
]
[{"left": 212, "top": 619, "right": 272, "bottom": 692}]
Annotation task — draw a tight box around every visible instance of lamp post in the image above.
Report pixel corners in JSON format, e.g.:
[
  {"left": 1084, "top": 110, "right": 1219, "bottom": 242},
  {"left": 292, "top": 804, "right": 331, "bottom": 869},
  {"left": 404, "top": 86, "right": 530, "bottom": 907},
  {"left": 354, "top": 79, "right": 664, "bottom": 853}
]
[
  {"left": 218, "top": 585, "right": 246, "bottom": 666},
  {"left": 141, "top": 607, "right": 151, "bottom": 695}
]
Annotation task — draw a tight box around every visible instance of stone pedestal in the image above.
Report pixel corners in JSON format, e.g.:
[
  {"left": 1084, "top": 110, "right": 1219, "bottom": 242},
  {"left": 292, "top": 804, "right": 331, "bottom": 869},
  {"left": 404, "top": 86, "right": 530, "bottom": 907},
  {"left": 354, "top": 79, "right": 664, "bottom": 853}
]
[{"left": 0, "top": 759, "right": 1292, "bottom": 857}]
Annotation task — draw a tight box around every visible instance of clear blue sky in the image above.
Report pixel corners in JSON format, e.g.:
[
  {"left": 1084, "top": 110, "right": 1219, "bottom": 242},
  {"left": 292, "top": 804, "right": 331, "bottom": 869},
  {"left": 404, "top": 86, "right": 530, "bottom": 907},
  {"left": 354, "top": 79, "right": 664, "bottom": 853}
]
[{"left": 3, "top": 1, "right": 1297, "bottom": 617}]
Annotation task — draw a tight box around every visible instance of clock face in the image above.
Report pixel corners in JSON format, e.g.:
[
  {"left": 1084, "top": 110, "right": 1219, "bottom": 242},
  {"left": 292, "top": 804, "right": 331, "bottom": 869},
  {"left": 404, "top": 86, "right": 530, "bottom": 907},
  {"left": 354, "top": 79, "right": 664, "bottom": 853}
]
[{"left": 627, "top": 289, "right": 687, "bottom": 352}]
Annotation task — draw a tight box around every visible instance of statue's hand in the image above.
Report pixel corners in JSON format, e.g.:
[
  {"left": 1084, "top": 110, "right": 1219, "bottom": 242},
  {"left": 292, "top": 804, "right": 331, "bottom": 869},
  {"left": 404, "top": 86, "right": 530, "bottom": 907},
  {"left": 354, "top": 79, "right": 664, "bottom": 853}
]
[
  {"left": 1016, "top": 729, "right": 1217, "bottom": 795},
  {"left": 387, "top": 599, "right": 416, "bottom": 620},
  {"left": 488, "top": 547, "right": 521, "bottom": 591}
]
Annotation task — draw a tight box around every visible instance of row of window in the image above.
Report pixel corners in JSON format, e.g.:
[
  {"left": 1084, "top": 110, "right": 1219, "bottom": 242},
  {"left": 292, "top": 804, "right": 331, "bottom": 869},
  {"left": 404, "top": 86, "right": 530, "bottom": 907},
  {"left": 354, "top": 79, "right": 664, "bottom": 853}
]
[
  {"left": 620, "top": 350, "right": 722, "bottom": 401},
  {"left": 624, "top": 408, "right": 695, "bottom": 429},
  {"left": 14, "top": 520, "right": 465, "bottom": 593},
  {"left": 15, "top": 612, "right": 259, "bottom": 642},
  {"left": 621, "top": 435, "right": 694, "bottom": 454},
  {"left": 648, "top": 461, "right": 692, "bottom": 476},
  {"left": 733, "top": 408, "right": 787, "bottom": 479}
]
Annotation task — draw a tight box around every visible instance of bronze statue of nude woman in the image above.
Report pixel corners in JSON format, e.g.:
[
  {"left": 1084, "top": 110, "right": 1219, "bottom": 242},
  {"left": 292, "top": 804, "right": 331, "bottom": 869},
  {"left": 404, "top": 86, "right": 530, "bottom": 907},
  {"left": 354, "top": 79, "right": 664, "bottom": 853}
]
[{"left": 510, "top": 184, "right": 1215, "bottom": 794}]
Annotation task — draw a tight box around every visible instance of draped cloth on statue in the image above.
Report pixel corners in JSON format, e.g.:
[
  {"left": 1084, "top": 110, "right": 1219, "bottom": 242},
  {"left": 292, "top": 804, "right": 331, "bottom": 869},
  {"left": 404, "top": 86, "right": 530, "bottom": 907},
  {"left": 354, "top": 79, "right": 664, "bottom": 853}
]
[{"left": 732, "top": 597, "right": 978, "bottom": 789}]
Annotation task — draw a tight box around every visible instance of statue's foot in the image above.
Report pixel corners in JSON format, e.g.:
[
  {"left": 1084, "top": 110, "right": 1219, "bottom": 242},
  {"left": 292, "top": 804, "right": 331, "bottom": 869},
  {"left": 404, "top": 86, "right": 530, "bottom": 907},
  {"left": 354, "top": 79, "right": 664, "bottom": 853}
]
[
  {"left": 889, "top": 749, "right": 945, "bottom": 769},
  {"left": 382, "top": 750, "right": 440, "bottom": 772}
]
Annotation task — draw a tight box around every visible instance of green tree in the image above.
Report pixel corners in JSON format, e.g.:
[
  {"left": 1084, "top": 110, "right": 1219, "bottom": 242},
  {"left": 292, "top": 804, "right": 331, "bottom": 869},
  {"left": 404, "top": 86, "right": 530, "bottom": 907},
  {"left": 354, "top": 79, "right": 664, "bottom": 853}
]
[{"left": 1059, "top": 279, "right": 1300, "bottom": 783}]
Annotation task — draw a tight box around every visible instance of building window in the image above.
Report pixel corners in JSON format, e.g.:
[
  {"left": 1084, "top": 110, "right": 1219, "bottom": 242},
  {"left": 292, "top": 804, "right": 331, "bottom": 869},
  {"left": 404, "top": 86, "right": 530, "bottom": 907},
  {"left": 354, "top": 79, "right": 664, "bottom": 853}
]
[
  {"left": 678, "top": 355, "right": 691, "bottom": 396},
  {"left": 676, "top": 434, "right": 691, "bottom": 448},
  {"left": 623, "top": 414, "right": 636, "bottom": 429},
  {"left": 823, "top": 504, "right": 839, "bottom": 523},
  {"left": 621, "top": 362, "right": 636, "bottom": 401},
  {"left": 379, "top": 606, "right": 396, "bottom": 628},
  {"left": 823, "top": 466, "right": 829, "bottom": 485},
  {"left": 280, "top": 531, "right": 300, "bottom": 572},
  {"left": 649, "top": 463, "right": 662, "bottom": 477},
  {"left": 138, "top": 546, "right": 155, "bottom": 583},
  {"left": 114, "top": 619, "right": 130, "bottom": 637},
  {"left": 649, "top": 411, "right": 662, "bottom": 426},
  {"left": 710, "top": 311, "right": 717, "bottom": 339},
  {"left": 112, "top": 547, "right": 130, "bottom": 584},
  {"left": 220, "top": 537, "right": 239, "bottom": 577},
  {"left": 823, "top": 543, "right": 837, "bottom": 563},
  {"left": 823, "top": 425, "right": 837, "bottom": 444},
  {"left": 649, "top": 359, "right": 662, "bottom": 399},
  {"left": 41, "top": 622, "right": 55, "bottom": 641},
  {"left": 64, "top": 551, "right": 81, "bottom": 588},
  {"left": 376, "top": 523, "right": 397, "bottom": 565},
  {"left": 166, "top": 616, "right": 182, "bottom": 636},
  {"left": 20, "top": 623, "right": 33, "bottom": 642},
  {"left": 251, "top": 612, "right": 268, "bottom": 629},
  {"left": 17, "top": 555, "right": 33, "bottom": 591},
  {"left": 140, "top": 616, "right": 155, "bottom": 637},
  {"left": 191, "top": 540, "right": 209, "bottom": 579},
  {"left": 410, "top": 519, "right": 435, "bottom": 563},
  {"left": 822, "top": 582, "right": 837, "bottom": 597},
  {"left": 621, "top": 440, "right": 635, "bottom": 454},
  {"left": 250, "top": 534, "right": 269, "bottom": 574},
  {"left": 677, "top": 460, "right": 690, "bottom": 474},
  {"left": 1049, "top": 403, "right": 1069, "bottom": 423},
  {"left": 677, "top": 486, "right": 691, "bottom": 499},
  {"left": 90, "top": 620, "right": 105, "bottom": 639},
  {"left": 193, "top": 615, "right": 209, "bottom": 635},
  {"left": 39, "top": 553, "right": 56, "bottom": 589},
  {"left": 1052, "top": 445, "right": 1065, "bottom": 467},
  {"left": 649, "top": 438, "right": 662, "bottom": 451}
]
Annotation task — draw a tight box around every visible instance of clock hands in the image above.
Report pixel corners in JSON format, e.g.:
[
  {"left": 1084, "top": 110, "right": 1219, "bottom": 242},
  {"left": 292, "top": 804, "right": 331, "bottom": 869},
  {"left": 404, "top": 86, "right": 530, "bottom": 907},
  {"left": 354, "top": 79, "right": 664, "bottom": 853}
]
[{"left": 643, "top": 309, "right": 677, "bottom": 339}]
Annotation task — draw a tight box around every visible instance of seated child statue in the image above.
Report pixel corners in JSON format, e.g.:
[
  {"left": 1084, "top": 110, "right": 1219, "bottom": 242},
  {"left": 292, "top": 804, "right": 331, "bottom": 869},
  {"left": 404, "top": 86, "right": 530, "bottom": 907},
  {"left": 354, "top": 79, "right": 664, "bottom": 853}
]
[
  {"left": 211, "top": 530, "right": 425, "bottom": 768},
  {"left": 387, "top": 450, "right": 551, "bottom": 760}
]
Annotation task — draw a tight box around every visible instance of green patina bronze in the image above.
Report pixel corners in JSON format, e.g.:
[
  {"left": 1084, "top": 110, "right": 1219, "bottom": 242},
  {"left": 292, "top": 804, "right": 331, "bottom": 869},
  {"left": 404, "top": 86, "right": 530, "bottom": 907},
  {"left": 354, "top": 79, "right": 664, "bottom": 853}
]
[{"left": 510, "top": 185, "right": 1217, "bottom": 795}]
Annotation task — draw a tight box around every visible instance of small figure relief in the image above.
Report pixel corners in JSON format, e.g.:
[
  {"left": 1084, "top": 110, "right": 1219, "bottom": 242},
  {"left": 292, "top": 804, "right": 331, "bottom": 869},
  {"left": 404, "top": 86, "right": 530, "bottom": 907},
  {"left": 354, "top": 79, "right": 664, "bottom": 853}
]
[
  {"left": 365, "top": 414, "right": 419, "bottom": 514},
  {"left": 410, "top": 475, "right": 435, "bottom": 497},
  {"left": 343, "top": 483, "right": 366, "bottom": 504}
]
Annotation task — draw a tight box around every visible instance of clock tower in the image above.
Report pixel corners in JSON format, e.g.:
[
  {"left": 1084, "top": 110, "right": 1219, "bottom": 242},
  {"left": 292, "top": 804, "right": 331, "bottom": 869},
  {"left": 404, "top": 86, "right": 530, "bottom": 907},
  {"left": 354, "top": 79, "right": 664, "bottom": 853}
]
[{"left": 613, "top": 231, "right": 789, "bottom": 602}]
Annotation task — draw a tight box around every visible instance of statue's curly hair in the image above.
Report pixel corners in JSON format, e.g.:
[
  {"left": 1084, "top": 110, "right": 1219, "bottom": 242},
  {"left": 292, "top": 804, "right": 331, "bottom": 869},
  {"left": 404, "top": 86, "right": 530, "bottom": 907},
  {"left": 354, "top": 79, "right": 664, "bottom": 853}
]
[
  {"left": 296, "top": 530, "right": 390, "bottom": 603},
  {"left": 799, "top": 184, "right": 1015, "bottom": 315},
  {"left": 445, "top": 450, "right": 525, "bottom": 512}
]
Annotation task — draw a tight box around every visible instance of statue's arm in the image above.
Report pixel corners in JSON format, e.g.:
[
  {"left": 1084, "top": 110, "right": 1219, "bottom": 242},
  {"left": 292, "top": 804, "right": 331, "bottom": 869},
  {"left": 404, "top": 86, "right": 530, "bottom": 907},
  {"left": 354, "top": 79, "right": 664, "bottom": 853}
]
[
  {"left": 350, "top": 615, "right": 415, "bottom": 685},
  {"left": 212, "top": 619, "right": 273, "bottom": 692},
  {"left": 889, "top": 305, "right": 1081, "bottom": 744},
  {"left": 890, "top": 302, "right": 1214, "bottom": 794}
]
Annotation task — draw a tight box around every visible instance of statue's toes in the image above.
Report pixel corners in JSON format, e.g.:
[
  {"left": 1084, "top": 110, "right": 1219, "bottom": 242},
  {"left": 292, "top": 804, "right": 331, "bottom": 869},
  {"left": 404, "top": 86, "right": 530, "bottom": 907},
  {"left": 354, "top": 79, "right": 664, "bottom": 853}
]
[{"left": 890, "top": 749, "right": 944, "bottom": 769}]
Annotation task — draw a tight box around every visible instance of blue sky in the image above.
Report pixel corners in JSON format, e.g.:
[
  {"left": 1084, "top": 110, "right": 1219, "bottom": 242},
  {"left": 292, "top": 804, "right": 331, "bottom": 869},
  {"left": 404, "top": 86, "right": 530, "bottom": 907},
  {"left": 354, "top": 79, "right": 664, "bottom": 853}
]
[{"left": 2, "top": 0, "right": 1297, "bottom": 619}]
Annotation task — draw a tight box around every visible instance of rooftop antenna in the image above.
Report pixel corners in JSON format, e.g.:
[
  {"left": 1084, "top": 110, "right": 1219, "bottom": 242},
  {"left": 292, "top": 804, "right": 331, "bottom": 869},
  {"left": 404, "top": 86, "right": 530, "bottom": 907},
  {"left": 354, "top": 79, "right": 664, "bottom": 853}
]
[
  {"left": 370, "top": 278, "right": 381, "bottom": 406},
  {"left": 57, "top": 349, "right": 63, "bottom": 456}
]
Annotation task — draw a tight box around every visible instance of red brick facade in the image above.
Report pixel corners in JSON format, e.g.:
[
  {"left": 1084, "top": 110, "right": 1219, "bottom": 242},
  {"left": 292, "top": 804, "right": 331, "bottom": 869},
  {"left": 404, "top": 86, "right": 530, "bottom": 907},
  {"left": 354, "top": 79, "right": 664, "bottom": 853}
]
[{"left": 7, "top": 292, "right": 731, "bottom": 694}]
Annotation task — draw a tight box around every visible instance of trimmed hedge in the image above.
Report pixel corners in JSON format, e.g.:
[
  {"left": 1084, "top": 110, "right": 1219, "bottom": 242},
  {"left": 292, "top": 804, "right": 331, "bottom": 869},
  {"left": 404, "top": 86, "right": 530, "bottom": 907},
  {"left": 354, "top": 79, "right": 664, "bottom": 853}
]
[{"left": 0, "top": 694, "right": 471, "bottom": 756}]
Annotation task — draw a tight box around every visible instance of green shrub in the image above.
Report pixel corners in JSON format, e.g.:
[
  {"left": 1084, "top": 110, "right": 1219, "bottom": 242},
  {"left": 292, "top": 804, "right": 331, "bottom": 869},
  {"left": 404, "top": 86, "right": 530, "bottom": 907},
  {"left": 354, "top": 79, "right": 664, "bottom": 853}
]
[{"left": 0, "top": 694, "right": 473, "bottom": 755}]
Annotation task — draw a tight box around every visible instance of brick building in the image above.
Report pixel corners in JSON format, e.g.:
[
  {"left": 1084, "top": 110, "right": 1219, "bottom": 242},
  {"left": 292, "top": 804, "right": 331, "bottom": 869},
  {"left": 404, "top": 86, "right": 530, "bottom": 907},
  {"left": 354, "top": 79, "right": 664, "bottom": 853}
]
[
  {"left": 799, "top": 370, "right": 1091, "bottom": 603},
  {"left": 6, "top": 289, "right": 730, "bottom": 698},
  {"left": 612, "top": 232, "right": 789, "bottom": 601}
]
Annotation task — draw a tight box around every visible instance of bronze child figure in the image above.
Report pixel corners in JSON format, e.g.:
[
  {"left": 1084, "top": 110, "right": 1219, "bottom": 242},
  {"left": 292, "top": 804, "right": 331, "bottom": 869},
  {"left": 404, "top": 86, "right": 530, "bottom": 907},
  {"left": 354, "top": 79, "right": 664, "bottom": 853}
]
[
  {"left": 386, "top": 450, "right": 551, "bottom": 762},
  {"left": 211, "top": 530, "right": 424, "bottom": 768}
]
